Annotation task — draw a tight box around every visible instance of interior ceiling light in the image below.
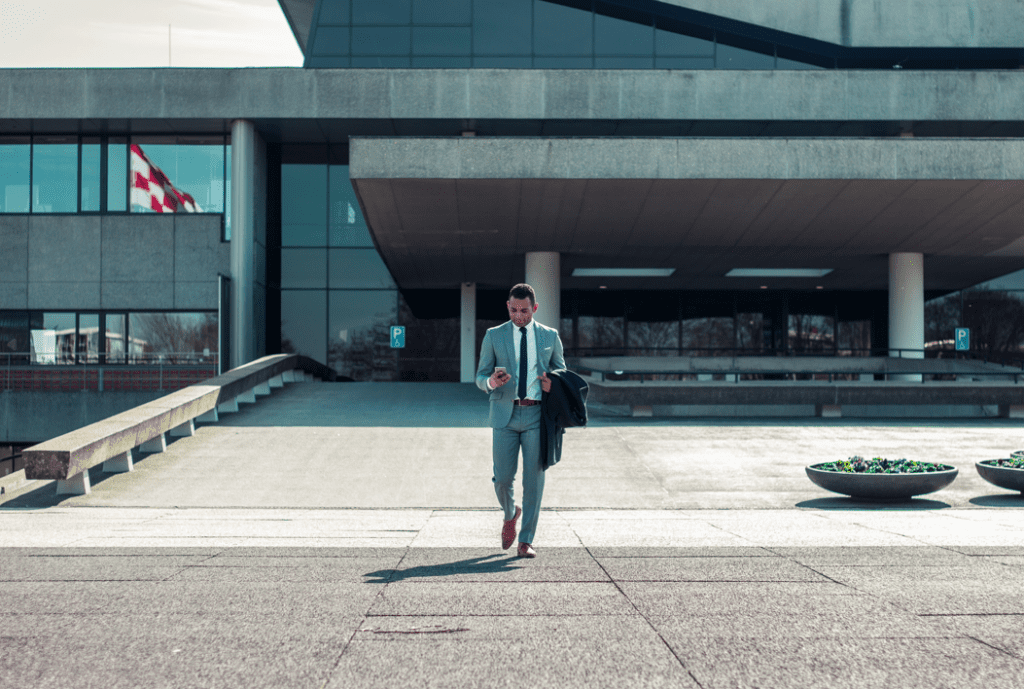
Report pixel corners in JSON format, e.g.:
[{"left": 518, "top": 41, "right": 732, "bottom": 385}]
[
  {"left": 726, "top": 268, "right": 833, "bottom": 278},
  {"left": 572, "top": 268, "right": 675, "bottom": 277}
]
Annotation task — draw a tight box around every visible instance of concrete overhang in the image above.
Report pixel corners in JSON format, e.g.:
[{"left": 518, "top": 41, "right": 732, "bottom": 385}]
[
  {"left": 662, "top": 0, "right": 1024, "bottom": 48},
  {"left": 349, "top": 137, "right": 1024, "bottom": 292},
  {"left": 2, "top": 68, "right": 1024, "bottom": 127}
]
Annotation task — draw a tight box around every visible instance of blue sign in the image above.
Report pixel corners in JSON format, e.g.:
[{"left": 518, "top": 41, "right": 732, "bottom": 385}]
[
  {"left": 955, "top": 328, "right": 970, "bottom": 351},
  {"left": 390, "top": 326, "right": 405, "bottom": 349}
]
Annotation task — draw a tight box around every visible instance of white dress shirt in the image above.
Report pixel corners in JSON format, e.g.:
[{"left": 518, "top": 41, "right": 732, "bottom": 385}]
[{"left": 486, "top": 320, "right": 540, "bottom": 399}]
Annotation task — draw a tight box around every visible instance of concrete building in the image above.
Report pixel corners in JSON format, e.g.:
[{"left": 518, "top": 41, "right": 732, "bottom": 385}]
[{"left": 4, "top": 0, "right": 1024, "bottom": 440}]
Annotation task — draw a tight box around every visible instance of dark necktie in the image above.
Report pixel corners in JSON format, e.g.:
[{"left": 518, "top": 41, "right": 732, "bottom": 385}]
[{"left": 518, "top": 326, "right": 528, "bottom": 400}]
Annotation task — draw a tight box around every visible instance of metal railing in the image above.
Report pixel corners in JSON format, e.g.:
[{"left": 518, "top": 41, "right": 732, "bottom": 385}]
[{"left": 1, "top": 352, "right": 219, "bottom": 392}]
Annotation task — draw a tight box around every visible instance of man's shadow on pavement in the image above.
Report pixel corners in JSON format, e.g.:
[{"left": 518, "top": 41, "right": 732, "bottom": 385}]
[{"left": 365, "top": 554, "right": 523, "bottom": 583}]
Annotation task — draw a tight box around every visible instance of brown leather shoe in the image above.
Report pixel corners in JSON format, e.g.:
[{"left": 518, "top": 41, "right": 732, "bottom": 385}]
[
  {"left": 501, "top": 506, "right": 521, "bottom": 550},
  {"left": 517, "top": 542, "right": 536, "bottom": 558}
]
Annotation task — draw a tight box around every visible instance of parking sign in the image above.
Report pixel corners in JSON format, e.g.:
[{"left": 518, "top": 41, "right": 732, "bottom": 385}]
[
  {"left": 391, "top": 326, "right": 405, "bottom": 348},
  {"left": 955, "top": 328, "right": 969, "bottom": 351}
]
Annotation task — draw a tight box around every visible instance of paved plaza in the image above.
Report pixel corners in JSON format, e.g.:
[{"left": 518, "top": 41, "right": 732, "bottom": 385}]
[{"left": 3, "top": 382, "right": 1024, "bottom": 688}]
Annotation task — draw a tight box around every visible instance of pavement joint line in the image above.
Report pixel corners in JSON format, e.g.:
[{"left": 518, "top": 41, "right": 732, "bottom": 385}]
[
  {"left": 966, "top": 635, "right": 1024, "bottom": 661},
  {"left": 584, "top": 542, "right": 708, "bottom": 689}
]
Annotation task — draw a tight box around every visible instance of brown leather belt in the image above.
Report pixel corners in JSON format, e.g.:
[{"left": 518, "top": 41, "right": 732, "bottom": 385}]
[{"left": 513, "top": 399, "right": 541, "bottom": 407}]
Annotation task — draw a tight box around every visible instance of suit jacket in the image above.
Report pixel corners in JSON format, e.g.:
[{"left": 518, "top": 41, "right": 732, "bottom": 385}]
[
  {"left": 540, "top": 368, "right": 589, "bottom": 470},
  {"left": 475, "top": 320, "right": 566, "bottom": 429}
]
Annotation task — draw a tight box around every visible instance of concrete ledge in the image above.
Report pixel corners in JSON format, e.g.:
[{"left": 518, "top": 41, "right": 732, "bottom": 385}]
[{"left": 21, "top": 354, "right": 335, "bottom": 481}]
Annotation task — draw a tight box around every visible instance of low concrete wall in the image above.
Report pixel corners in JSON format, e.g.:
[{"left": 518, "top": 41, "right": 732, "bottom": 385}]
[{"left": 0, "top": 390, "right": 164, "bottom": 444}]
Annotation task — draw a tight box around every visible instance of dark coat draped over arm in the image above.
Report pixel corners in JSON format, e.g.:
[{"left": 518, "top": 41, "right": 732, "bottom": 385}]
[{"left": 539, "top": 368, "right": 589, "bottom": 470}]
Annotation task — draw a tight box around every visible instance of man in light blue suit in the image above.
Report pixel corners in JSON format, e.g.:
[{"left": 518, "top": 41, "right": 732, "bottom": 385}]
[{"left": 476, "top": 283, "right": 565, "bottom": 558}]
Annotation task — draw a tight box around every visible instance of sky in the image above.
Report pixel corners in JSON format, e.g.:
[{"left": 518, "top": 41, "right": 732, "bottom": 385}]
[{"left": 0, "top": 0, "right": 304, "bottom": 67}]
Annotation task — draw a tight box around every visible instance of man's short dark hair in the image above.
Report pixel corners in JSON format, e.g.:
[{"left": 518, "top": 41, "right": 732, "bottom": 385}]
[{"left": 509, "top": 283, "right": 536, "bottom": 305}]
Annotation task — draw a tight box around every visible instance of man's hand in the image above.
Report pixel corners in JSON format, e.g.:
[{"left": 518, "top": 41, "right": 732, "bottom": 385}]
[
  {"left": 539, "top": 372, "right": 552, "bottom": 393},
  {"left": 489, "top": 370, "right": 511, "bottom": 389}
]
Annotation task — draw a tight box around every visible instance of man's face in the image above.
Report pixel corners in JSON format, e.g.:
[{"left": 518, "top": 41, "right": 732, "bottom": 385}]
[{"left": 507, "top": 297, "right": 538, "bottom": 328}]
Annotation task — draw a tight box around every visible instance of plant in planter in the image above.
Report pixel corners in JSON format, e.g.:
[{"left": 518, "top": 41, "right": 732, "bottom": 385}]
[
  {"left": 975, "top": 451, "right": 1024, "bottom": 493},
  {"left": 806, "top": 455, "right": 958, "bottom": 500}
]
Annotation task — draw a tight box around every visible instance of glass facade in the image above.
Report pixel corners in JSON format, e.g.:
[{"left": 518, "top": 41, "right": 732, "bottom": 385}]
[
  {"left": 0, "top": 310, "right": 216, "bottom": 366},
  {"left": 307, "top": 0, "right": 820, "bottom": 69},
  {"left": 279, "top": 162, "right": 401, "bottom": 379},
  {"left": 0, "top": 135, "right": 228, "bottom": 231}
]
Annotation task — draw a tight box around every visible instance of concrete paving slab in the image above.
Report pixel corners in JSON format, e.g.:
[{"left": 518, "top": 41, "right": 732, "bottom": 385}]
[
  {"left": 768, "top": 545, "right": 978, "bottom": 566},
  {"left": 327, "top": 636, "right": 701, "bottom": 689},
  {"left": 666, "top": 636, "right": 1024, "bottom": 689},
  {"left": 599, "top": 557, "right": 831, "bottom": 582},
  {"left": 618, "top": 582, "right": 876, "bottom": 619},
  {"left": 368, "top": 581, "right": 639, "bottom": 616},
  {"left": 0, "top": 555, "right": 207, "bottom": 581}
]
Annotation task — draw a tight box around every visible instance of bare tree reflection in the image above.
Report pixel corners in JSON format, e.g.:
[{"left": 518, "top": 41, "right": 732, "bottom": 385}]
[{"left": 131, "top": 313, "right": 217, "bottom": 364}]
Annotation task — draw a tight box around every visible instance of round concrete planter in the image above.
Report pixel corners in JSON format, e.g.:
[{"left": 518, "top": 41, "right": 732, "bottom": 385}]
[
  {"left": 976, "top": 461, "right": 1024, "bottom": 493},
  {"left": 806, "top": 464, "right": 958, "bottom": 500}
]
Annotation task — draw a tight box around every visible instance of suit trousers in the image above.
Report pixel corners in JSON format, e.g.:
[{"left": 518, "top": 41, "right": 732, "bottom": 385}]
[{"left": 492, "top": 404, "right": 545, "bottom": 545}]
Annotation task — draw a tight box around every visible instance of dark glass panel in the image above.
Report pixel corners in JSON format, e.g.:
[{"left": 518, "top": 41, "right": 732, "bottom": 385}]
[
  {"left": 329, "top": 165, "right": 372, "bottom": 247},
  {"left": 717, "top": 42, "right": 775, "bottom": 69},
  {"left": 32, "top": 138, "right": 77, "bottom": 213},
  {"left": 413, "top": 26, "right": 471, "bottom": 55},
  {"left": 307, "top": 56, "right": 352, "bottom": 67},
  {"left": 412, "top": 56, "right": 473, "bottom": 67},
  {"left": 107, "top": 138, "right": 127, "bottom": 212},
  {"left": 473, "top": 56, "right": 533, "bottom": 68},
  {"left": 32, "top": 313, "right": 75, "bottom": 364},
  {"left": 736, "top": 313, "right": 764, "bottom": 353},
  {"left": 352, "top": 26, "right": 411, "bottom": 54},
  {"left": 77, "top": 314, "right": 100, "bottom": 363},
  {"left": 282, "top": 164, "right": 327, "bottom": 246},
  {"left": 962, "top": 290, "right": 1024, "bottom": 354},
  {"left": 352, "top": 0, "right": 410, "bottom": 25},
  {"left": 127, "top": 313, "right": 216, "bottom": 363},
  {"left": 789, "top": 314, "right": 834, "bottom": 354},
  {"left": 681, "top": 317, "right": 733, "bottom": 353},
  {"left": 577, "top": 316, "right": 624, "bottom": 352},
  {"left": 473, "top": 0, "right": 532, "bottom": 55},
  {"left": 628, "top": 320, "right": 680, "bottom": 353},
  {"left": 655, "top": 28, "right": 715, "bottom": 56},
  {"left": 329, "top": 249, "right": 396, "bottom": 289},
  {"left": 313, "top": 26, "right": 350, "bottom": 55},
  {"left": 105, "top": 313, "right": 126, "bottom": 364},
  {"left": 836, "top": 320, "right": 871, "bottom": 355},
  {"left": 0, "top": 311, "right": 29, "bottom": 364},
  {"left": 534, "top": 0, "right": 592, "bottom": 56},
  {"left": 319, "top": 0, "right": 351, "bottom": 24},
  {"left": 282, "top": 249, "right": 328, "bottom": 288},
  {"left": 351, "top": 56, "right": 412, "bottom": 67},
  {"left": 0, "top": 137, "right": 29, "bottom": 213},
  {"left": 534, "top": 57, "right": 592, "bottom": 68},
  {"left": 595, "top": 56, "right": 653, "bottom": 68},
  {"left": 80, "top": 139, "right": 100, "bottom": 212},
  {"left": 281, "top": 291, "right": 327, "bottom": 364},
  {"left": 397, "top": 293, "right": 459, "bottom": 382},
  {"left": 655, "top": 56, "right": 714, "bottom": 69},
  {"left": 224, "top": 143, "right": 231, "bottom": 240},
  {"left": 413, "top": 0, "right": 471, "bottom": 24},
  {"left": 594, "top": 4, "right": 653, "bottom": 55},
  {"left": 776, "top": 57, "right": 824, "bottom": 69},
  {"left": 329, "top": 289, "right": 398, "bottom": 380},
  {"left": 129, "top": 137, "right": 226, "bottom": 213}
]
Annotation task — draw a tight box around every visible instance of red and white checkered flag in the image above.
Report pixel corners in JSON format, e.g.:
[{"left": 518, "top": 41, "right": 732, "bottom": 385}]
[{"left": 130, "top": 144, "right": 202, "bottom": 213}]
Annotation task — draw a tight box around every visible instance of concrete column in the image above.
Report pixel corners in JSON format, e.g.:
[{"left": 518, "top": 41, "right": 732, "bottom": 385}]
[
  {"left": 889, "top": 252, "right": 925, "bottom": 382},
  {"left": 231, "top": 119, "right": 256, "bottom": 368},
  {"left": 461, "top": 282, "right": 476, "bottom": 383},
  {"left": 525, "top": 252, "right": 560, "bottom": 330}
]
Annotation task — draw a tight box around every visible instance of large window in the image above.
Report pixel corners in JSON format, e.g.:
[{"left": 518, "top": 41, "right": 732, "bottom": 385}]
[
  {"left": 0, "top": 310, "right": 216, "bottom": 365},
  {"left": 307, "top": 0, "right": 823, "bottom": 69},
  {"left": 280, "top": 161, "right": 399, "bottom": 378},
  {"left": 0, "top": 135, "right": 229, "bottom": 227}
]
